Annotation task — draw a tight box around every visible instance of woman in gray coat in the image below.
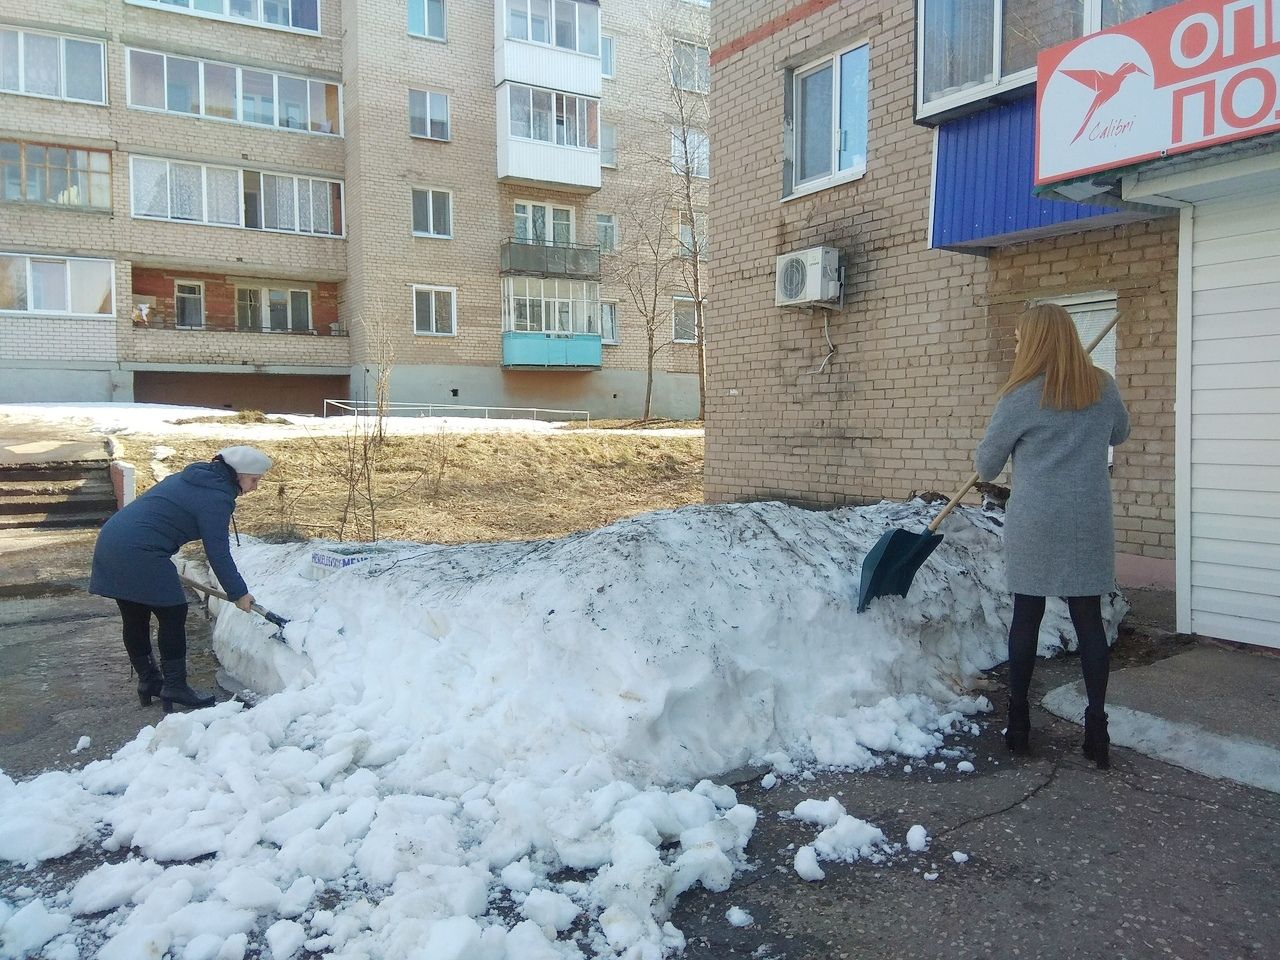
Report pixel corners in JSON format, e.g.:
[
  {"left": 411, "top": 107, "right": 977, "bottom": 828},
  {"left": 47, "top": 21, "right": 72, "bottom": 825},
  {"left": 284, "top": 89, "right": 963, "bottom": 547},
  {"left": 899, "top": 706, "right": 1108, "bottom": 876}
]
[
  {"left": 976, "top": 304, "right": 1130, "bottom": 768},
  {"left": 90, "top": 445, "right": 272, "bottom": 712}
]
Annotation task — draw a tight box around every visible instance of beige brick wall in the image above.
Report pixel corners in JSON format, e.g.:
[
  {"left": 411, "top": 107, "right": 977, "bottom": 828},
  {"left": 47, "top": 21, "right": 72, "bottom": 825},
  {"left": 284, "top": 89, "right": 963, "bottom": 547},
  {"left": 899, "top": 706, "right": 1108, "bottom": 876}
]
[{"left": 706, "top": 0, "right": 1176, "bottom": 561}]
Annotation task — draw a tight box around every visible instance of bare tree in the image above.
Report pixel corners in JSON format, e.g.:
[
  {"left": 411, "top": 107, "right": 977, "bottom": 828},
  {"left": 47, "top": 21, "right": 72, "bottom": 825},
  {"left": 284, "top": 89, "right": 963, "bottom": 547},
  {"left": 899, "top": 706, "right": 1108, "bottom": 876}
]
[{"left": 604, "top": 184, "right": 686, "bottom": 420}]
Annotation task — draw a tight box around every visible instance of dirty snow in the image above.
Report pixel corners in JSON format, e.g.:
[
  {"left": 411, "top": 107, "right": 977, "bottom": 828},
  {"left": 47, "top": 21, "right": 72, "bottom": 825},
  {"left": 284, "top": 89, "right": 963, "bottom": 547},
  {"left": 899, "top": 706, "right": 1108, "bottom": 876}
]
[{"left": 0, "top": 497, "right": 1126, "bottom": 958}]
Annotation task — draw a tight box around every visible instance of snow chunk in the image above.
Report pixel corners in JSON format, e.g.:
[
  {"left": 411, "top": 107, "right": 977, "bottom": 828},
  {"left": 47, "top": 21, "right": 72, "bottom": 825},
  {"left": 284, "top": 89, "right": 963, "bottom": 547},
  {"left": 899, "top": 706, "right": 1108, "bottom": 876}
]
[
  {"left": 957, "top": 761, "right": 975, "bottom": 773},
  {"left": 0, "top": 899, "right": 71, "bottom": 957},
  {"left": 265, "top": 919, "right": 305, "bottom": 960},
  {"left": 520, "top": 889, "right": 580, "bottom": 932},
  {"left": 794, "top": 846, "right": 825, "bottom": 881},
  {"left": 71, "top": 737, "right": 91, "bottom": 754},
  {"left": 726, "top": 906, "right": 754, "bottom": 927},
  {"left": 793, "top": 797, "right": 845, "bottom": 827},
  {"left": 906, "top": 825, "right": 930, "bottom": 852},
  {"left": 952, "top": 851, "right": 970, "bottom": 864}
]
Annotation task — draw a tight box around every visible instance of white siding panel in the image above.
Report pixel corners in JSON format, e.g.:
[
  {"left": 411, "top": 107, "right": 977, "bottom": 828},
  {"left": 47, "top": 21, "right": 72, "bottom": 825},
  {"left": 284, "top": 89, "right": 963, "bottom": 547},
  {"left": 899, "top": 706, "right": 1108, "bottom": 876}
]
[
  {"left": 1187, "top": 194, "right": 1280, "bottom": 647},
  {"left": 1191, "top": 334, "right": 1280, "bottom": 365},
  {"left": 1191, "top": 536, "right": 1280, "bottom": 571},
  {"left": 1191, "top": 281, "right": 1280, "bottom": 318},
  {"left": 1190, "top": 488, "right": 1280, "bottom": 519},
  {"left": 1191, "top": 561, "right": 1280, "bottom": 596},
  {"left": 1191, "top": 414, "right": 1280, "bottom": 441},
  {"left": 1190, "top": 610, "right": 1280, "bottom": 649},
  {"left": 1192, "top": 388, "right": 1280, "bottom": 415},
  {"left": 1192, "top": 360, "right": 1280, "bottom": 390},
  {"left": 1191, "top": 463, "right": 1280, "bottom": 493}
]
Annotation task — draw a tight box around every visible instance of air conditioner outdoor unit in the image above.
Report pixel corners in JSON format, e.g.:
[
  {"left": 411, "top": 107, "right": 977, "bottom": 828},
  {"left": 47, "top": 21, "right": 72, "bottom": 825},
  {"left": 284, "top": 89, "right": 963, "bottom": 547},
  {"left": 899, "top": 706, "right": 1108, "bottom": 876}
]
[{"left": 775, "top": 246, "right": 841, "bottom": 307}]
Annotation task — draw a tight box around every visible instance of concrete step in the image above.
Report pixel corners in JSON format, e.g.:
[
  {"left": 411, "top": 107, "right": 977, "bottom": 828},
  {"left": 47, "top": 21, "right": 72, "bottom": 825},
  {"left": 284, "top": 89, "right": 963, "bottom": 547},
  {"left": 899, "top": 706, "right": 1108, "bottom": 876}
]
[
  {"left": 0, "top": 493, "right": 116, "bottom": 516},
  {"left": 0, "top": 465, "right": 110, "bottom": 483},
  {"left": 0, "top": 476, "right": 114, "bottom": 498},
  {"left": 0, "top": 511, "right": 110, "bottom": 531}
]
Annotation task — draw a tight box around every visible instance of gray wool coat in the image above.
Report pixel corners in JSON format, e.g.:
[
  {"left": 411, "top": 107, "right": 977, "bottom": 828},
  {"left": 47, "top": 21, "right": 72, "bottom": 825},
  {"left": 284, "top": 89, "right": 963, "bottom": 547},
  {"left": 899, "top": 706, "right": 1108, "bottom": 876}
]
[{"left": 975, "top": 372, "right": 1131, "bottom": 597}]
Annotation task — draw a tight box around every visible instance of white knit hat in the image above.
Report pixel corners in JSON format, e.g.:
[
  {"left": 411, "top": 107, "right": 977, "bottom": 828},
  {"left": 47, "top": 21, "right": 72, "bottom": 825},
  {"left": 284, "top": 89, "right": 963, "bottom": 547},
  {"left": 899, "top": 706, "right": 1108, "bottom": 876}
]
[{"left": 216, "top": 445, "right": 273, "bottom": 475}]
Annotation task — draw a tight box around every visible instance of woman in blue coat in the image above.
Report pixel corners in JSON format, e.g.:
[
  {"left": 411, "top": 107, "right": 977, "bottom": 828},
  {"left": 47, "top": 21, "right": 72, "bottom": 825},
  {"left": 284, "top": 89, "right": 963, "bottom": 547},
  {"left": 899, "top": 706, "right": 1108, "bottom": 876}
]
[
  {"left": 90, "top": 445, "right": 272, "bottom": 711},
  {"left": 976, "top": 305, "right": 1130, "bottom": 769}
]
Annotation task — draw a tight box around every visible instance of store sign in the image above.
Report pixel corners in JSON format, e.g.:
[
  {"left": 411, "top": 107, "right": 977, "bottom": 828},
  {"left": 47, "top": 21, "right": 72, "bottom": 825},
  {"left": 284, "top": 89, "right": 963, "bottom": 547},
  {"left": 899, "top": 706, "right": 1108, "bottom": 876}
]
[{"left": 1036, "top": 0, "right": 1280, "bottom": 185}]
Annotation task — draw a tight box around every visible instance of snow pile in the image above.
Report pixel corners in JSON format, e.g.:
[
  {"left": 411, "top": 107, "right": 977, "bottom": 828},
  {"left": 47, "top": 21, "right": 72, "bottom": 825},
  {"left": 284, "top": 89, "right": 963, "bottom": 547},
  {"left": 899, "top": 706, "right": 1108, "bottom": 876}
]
[{"left": 0, "top": 500, "right": 1124, "bottom": 958}]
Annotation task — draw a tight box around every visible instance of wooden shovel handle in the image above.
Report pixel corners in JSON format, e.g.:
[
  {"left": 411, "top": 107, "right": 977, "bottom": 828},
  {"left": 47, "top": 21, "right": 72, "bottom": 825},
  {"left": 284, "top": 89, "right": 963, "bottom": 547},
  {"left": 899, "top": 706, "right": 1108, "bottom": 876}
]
[
  {"left": 927, "top": 311, "right": 1123, "bottom": 534},
  {"left": 177, "top": 572, "right": 281, "bottom": 623}
]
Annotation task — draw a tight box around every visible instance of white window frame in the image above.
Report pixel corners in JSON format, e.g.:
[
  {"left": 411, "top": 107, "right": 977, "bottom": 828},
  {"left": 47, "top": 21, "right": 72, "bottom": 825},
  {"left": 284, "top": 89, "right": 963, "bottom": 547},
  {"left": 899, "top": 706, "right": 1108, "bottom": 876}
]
[
  {"left": 1041, "top": 290, "right": 1118, "bottom": 462},
  {"left": 671, "top": 126, "right": 709, "bottom": 179},
  {"left": 672, "top": 296, "right": 698, "bottom": 344},
  {"left": 409, "top": 88, "right": 450, "bottom": 141},
  {"left": 514, "top": 200, "right": 574, "bottom": 245},
  {"left": 600, "top": 120, "right": 617, "bottom": 168},
  {"left": 234, "top": 284, "right": 312, "bottom": 333},
  {"left": 671, "top": 40, "right": 710, "bottom": 94},
  {"left": 600, "top": 299, "right": 619, "bottom": 344},
  {"left": 411, "top": 187, "right": 453, "bottom": 239},
  {"left": 124, "top": 48, "right": 343, "bottom": 137},
  {"left": 412, "top": 284, "right": 457, "bottom": 336},
  {"left": 124, "top": 0, "right": 322, "bottom": 36},
  {"left": 0, "top": 253, "right": 115, "bottom": 318},
  {"left": 677, "top": 209, "right": 707, "bottom": 259},
  {"left": 507, "top": 83, "right": 599, "bottom": 152},
  {"left": 408, "top": 0, "right": 447, "bottom": 42},
  {"left": 600, "top": 34, "right": 615, "bottom": 78},
  {"left": 130, "top": 156, "right": 345, "bottom": 237},
  {"left": 502, "top": 277, "right": 600, "bottom": 335},
  {"left": 504, "top": 0, "right": 599, "bottom": 57},
  {"left": 174, "top": 279, "right": 205, "bottom": 328},
  {"left": 0, "top": 29, "right": 107, "bottom": 105},
  {"left": 785, "top": 41, "right": 869, "bottom": 200},
  {"left": 914, "top": 0, "right": 1176, "bottom": 120},
  {"left": 0, "top": 139, "right": 113, "bottom": 210},
  {"left": 595, "top": 213, "right": 617, "bottom": 252}
]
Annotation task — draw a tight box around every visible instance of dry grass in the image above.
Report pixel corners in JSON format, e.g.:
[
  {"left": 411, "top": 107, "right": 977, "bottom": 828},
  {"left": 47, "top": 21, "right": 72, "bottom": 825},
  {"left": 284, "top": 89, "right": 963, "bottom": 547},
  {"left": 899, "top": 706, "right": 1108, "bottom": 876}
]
[
  {"left": 171, "top": 410, "right": 292, "bottom": 426},
  {"left": 558, "top": 418, "right": 704, "bottom": 431},
  {"left": 125, "top": 428, "right": 704, "bottom": 544}
]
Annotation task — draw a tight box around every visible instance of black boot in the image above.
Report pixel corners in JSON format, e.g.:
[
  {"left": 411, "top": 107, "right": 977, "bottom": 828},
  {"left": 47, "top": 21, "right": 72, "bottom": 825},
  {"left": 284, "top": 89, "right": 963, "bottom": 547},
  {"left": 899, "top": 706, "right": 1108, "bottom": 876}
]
[
  {"left": 159, "top": 659, "right": 216, "bottom": 713},
  {"left": 129, "top": 654, "right": 164, "bottom": 706},
  {"left": 1005, "top": 698, "right": 1031, "bottom": 754},
  {"left": 1082, "top": 709, "right": 1110, "bottom": 770}
]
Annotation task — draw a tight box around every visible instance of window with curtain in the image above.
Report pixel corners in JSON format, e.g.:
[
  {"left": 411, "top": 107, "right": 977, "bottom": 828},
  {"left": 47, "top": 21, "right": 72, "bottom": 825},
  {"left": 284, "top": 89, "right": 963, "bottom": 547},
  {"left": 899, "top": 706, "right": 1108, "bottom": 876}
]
[
  {"left": 409, "top": 89, "right": 450, "bottom": 140},
  {"left": 175, "top": 281, "right": 204, "bottom": 328},
  {"left": 0, "top": 254, "right": 114, "bottom": 316},
  {"left": 0, "top": 141, "right": 111, "bottom": 209},
  {"left": 673, "top": 298, "right": 698, "bottom": 343},
  {"left": 413, "top": 285, "right": 456, "bottom": 335},
  {"left": 412, "top": 188, "right": 452, "bottom": 237}
]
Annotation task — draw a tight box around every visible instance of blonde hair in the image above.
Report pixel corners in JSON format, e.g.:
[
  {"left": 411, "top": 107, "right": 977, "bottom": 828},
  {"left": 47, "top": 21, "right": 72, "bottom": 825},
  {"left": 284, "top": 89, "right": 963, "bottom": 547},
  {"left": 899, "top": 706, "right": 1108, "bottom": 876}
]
[{"left": 999, "top": 303, "right": 1102, "bottom": 410}]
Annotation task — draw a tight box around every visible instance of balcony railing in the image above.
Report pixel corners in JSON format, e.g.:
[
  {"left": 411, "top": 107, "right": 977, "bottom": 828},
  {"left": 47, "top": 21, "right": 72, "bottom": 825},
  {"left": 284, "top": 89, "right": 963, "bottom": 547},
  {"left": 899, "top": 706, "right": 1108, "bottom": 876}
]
[
  {"left": 131, "top": 316, "right": 348, "bottom": 336},
  {"left": 499, "top": 238, "right": 600, "bottom": 280},
  {"left": 502, "top": 330, "right": 602, "bottom": 369}
]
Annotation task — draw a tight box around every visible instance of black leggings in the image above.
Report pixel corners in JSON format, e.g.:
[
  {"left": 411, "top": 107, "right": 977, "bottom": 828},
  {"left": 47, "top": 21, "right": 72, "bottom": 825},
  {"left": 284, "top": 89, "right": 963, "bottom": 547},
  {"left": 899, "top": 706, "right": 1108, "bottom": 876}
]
[
  {"left": 117, "top": 599, "right": 189, "bottom": 662},
  {"left": 1008, "top": 594, "right": 1109, "bottom": 714}
]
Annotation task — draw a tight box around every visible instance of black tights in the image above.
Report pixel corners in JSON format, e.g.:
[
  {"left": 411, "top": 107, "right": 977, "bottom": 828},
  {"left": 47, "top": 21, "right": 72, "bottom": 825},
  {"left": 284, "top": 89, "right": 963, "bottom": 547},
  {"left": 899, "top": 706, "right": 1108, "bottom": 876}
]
[
  {"left": 117, "top": 599, "right": 189, "bottom": 662},
  {"left": 1008, "top": 594, "right": 1109, "bottom": 714}
]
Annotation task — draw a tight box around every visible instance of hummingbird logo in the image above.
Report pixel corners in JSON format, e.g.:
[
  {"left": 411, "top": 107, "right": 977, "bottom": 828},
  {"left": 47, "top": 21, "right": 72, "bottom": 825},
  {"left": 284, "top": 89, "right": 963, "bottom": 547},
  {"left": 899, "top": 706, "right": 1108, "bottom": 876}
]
[{"left": 1061, "top": 62, "right": 1148, "bottom": 143}]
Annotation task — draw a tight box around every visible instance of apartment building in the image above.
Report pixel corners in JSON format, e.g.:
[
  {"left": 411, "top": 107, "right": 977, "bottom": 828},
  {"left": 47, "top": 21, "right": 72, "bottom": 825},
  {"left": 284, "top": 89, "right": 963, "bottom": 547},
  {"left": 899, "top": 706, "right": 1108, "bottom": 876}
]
[
  {"left": 708, "top": 0, "right": 1280, "bottom": 648},
  {"left": 0, "top": 0, "right": 708, "bottom": 418}
]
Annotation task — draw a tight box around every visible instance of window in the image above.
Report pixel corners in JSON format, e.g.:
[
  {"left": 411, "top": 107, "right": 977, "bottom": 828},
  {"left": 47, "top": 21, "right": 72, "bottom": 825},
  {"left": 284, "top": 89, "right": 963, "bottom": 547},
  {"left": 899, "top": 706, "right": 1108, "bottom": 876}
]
[
  {"left": 0, "top": 141, "right": 112, "bottom": 209},
  {"left": 174, "top": 281, "right": 205, "bottom": 328},
  {"left": 787, "top": 43, "right": 867, "bottom": 196},
  {"left": 509, "top": 85, "right": 599, "bottom": 149},
  {"left": 236, "top": 286, "right": 311, "bottom": 332},
  {"left": 503, "top": 278, "right": 600, "bottom": 334},
  {"left": 600, "top": 121, "right": 617, "bottom": 168},
  {"left": 916, "top": 0, "right": 1181, "bottom": 118},
  {"left": 671, "top": 127, "right": 709, "bottom": 178},
  {"left": 126, "top": 49, "right": 343, "bottom": 136},
  {"left": 130, "top": 156, "right": 344, "bottom": 235},
  {"left": 0, "top": 253, "right": 114, "bottom": 316},
  {"left": 671, "top": 41, "right": 709, "bottom": 94},
  {"left": 0, "top": 30, "right": 106, "bottom": 104},
  {"left": 673, "top": 297, "right": 698, "bottom": 343},
  {"left": 409, "top": 0, "right": 446, "bottom": 40},
  {"left": 128, "top": 0, "right": 321, "bottom": 32},
  {"left": 1049, "top": 292, "right": 1117, "bottom": 377},
  {"left": 677, "top": 209, "right": 707, "bottom": 259},
  {"left": 601, "top": 300, "right": 618, "bottom": 343},
  {"left": 601, "top": 34, "right": 615, "bottom": 78},
  {"left": 412, "top": 188, "right": 452, "bottom": 238},
  {"left": 507, "top": 0, "right": 597, "bottom": 55},
  {"left": 409, "top": 89, "right": 450, "bottom": 140},
  {"left": 413, "top": 285, "right": 456, "bottom": 335},
  {"left": 595, "top": 213, "right": 617, "bottom": 252},
  {"left": 515, "top": 201, "right": 573, "bottom": 245}
]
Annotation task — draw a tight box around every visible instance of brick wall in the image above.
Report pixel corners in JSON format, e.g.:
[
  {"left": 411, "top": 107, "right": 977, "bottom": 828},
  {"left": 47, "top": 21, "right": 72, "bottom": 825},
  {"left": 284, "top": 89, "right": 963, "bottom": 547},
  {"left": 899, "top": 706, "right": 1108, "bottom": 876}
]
[{"left": 706, "top": 0, "right": 1177, "bottom": 562}]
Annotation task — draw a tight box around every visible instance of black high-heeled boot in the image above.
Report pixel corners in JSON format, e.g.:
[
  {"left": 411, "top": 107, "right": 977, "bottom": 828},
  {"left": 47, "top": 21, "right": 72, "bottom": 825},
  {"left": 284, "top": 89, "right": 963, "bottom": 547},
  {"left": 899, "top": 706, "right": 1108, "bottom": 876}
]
[
  {"left": 159, "top": 659, "right": 216, "bottom": 713},
  {"left": 129, "top": 653, "right": 164, "bottom": 706},
  {"left": 1005, "top": 698, "right": 1031, "bottom": 754},
  {"left": 1082, "top": 709, "right": 1110, "bottom": 769}
]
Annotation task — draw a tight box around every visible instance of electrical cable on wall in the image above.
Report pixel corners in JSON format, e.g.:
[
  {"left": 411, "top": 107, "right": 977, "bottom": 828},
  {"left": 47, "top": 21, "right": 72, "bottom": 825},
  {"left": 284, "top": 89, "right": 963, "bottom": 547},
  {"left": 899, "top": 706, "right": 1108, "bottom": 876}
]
[{"left": 806, "top": 306, "right": 837, "bottom": 375}]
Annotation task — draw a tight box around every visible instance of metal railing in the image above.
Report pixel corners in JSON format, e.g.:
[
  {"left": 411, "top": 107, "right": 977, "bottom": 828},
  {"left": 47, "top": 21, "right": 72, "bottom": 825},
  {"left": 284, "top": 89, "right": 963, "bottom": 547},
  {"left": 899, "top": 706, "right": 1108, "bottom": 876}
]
[
  {"left": 132, "top": 317, "right": 348, "bottom": 336},
  {"left": 499, "top": 237, "right": 601, "bottom": 279},
  {"left": 322, "top": 400, "right": 591, "bottom": 424}
]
